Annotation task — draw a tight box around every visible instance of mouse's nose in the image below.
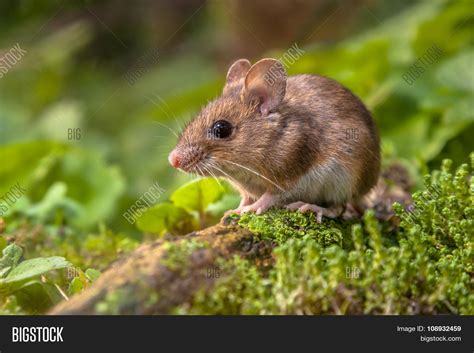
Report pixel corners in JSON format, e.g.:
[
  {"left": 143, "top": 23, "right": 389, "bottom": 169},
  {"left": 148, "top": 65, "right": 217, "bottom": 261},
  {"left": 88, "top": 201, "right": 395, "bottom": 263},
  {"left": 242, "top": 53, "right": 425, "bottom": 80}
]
[{"left": 168, "top": 149, "right": 181, "bottom": 169}]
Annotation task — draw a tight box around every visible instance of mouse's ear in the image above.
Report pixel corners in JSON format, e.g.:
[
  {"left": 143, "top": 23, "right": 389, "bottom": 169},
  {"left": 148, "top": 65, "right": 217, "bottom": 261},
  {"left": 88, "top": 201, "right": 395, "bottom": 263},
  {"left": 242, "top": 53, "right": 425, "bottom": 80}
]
[
  {"left": 224, "top": 59, "right": 251, "bottom": 94},
  {"left": 243, "top": 58, "right": 287, "bottom": 117}
]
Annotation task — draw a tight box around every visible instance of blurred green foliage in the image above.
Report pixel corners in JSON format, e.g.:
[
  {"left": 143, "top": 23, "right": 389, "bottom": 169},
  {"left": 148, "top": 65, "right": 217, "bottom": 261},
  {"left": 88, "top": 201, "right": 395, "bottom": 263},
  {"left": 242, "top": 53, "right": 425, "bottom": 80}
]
[{"left": 0, "top": 0, "right": 472, "bottom": 313}]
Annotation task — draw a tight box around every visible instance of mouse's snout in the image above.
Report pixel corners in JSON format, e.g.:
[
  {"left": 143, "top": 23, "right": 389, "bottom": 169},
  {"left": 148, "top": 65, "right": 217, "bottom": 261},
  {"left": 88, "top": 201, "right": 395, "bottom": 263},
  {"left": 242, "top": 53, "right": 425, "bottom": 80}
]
[
  {"left": 168, "top": 149, "right": 181, "bottom": 169},
  {"left": 168, "top": 145, "right": 205, "bottom": 173}
]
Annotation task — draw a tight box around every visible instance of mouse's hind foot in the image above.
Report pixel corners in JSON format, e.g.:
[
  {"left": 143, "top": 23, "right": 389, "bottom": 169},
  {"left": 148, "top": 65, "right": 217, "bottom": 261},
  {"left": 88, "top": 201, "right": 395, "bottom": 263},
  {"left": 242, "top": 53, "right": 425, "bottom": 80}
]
[{"left": 285, "top": 202, "right": 344, "bottom": 223}]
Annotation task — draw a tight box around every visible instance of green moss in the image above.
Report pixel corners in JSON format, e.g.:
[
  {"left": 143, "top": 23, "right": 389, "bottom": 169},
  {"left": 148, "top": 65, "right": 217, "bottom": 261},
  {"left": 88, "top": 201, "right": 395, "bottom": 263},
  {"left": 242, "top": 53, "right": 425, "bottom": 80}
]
[
  {"left": 161, "top": 239, "right": 209, "bottom": 272},
  {"left": 234, "top": 210, "right": 350, "bottom": 247},
  {"left": 177, "top": 155, "right": 474, "bottom": 315}
]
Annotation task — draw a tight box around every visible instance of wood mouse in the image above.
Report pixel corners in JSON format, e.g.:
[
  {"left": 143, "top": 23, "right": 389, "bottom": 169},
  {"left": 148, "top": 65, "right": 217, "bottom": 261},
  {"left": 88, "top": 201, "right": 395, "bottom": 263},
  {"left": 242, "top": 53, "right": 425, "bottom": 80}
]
[{"left": 168, "top": 58, "right": 380, "bottom": 222}]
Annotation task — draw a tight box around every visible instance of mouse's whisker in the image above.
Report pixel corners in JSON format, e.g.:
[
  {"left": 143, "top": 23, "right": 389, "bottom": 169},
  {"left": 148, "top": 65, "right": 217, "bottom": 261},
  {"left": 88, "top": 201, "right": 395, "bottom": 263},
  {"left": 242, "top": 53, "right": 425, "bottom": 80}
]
[
  {"left": 206, "top": 166, "right": 223, "bottom": 187},
  {"left": 193, "top": 167, "right": 204, "bottom": 182},
  {"left": 219, "top": 159, "right": 284, "bottom": 192},
  {"left": 150, "top": 120, "right": 178, "bottom": 138},
  {"left": 151, "top": 93, "right": 183, "bottom": 131},
  {"left": 207, "top": 160, "right": 239, "bottom": 186},
  {"left": 200, "top": 162, "right": 223, "bottom": 189}
]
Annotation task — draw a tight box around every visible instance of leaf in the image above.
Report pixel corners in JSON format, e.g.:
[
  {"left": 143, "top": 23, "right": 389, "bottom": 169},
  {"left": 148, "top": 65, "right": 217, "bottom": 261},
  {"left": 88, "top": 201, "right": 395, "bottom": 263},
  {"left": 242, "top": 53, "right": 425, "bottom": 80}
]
[
  {"left": 206, "top": 193, "right": 240, "bottom": 217},
  {"left": 41, "top": 148, "right": 126, "bottom": 228},
  {"left": 85, "top": 268, "right": 101, "bottom": 282},
  {"left": 0, "top": 141, "right": 66, "bottom": 196},
  {"left": 443, "top": 96, "right": 474, "bottom": 124},
  {"left": 413, "top": 1, "right": 473, "bottom": 58},
  {"left": 24, "top": 182, "right": 83, "bottom": 223},
  {"left": 13, "top": 280, "right": 63, "bottom": 314},
  {"left": 170, "top": 178, "right": 226, "bottom": 214},
  {"left": 136, "top": 203, "right": 194, "bottom": 235},
  {"left": 0, "top": 267, "right": 11, "bottom": 277},
  {"left": 68, "top": 277, "right": 84, "bottom": 295},
  {"left": 0, "top": 244, "right": 23, "bottom": 276},
  {"left": 436, "top": 50, "right": 474, "bottom": 93},
  {"left": 0, "top": 236, "right": 7, "bottom": 253},
  {"left": 1, "top": 256, "right": 71, "bottom": 284}
]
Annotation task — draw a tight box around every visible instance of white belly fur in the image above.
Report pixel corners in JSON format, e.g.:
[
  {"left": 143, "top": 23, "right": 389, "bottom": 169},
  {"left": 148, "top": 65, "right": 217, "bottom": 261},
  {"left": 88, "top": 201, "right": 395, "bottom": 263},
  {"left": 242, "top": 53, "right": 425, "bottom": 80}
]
[{"left": 281, "top": 157, "right": 353, "bottom": 206}]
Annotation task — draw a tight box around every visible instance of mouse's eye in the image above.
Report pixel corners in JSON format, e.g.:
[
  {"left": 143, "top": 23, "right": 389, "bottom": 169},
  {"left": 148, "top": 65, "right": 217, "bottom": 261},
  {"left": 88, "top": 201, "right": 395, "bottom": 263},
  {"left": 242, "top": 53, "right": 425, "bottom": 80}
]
[{"left": 209, "top": 120, "right": 233, "bottom": 139}]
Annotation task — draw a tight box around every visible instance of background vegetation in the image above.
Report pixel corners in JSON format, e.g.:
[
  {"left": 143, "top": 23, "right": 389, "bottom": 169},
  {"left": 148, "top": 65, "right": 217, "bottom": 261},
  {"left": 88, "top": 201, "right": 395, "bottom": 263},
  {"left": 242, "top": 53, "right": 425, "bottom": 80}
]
[{"left": 0, "top": 0, "right": 472, "bottom": 314}]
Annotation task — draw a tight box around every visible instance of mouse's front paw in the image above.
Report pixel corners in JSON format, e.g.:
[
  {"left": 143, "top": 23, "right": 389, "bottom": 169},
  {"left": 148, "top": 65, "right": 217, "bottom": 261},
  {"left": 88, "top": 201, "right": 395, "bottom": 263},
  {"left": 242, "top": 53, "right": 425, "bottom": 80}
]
[
  {"left": 240, "top": 192, "right": 276, "bottom": 215},
  {"left": 240, "top": 204, "right": 264, "bottom": 215}
]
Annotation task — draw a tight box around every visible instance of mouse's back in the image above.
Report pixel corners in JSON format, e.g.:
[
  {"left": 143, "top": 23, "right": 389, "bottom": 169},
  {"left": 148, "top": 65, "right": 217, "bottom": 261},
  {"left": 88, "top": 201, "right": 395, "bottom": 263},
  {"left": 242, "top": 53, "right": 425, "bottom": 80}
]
[{"left": 282, "top": 74, "right": 381, "bottom": 200}]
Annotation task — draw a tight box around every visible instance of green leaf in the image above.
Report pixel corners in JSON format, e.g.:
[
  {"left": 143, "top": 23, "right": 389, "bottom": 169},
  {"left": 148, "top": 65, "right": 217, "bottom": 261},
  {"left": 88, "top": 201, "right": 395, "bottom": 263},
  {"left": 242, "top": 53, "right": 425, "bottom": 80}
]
[
  {"left": 413, "top": 1, "right": 473, "bottom": 58},
  {"left": 68, "top": 277, "right": 84, "bottom": 295},
  {"left": 13, "top": 280, "right": 63, "bottom": 314},
  {"left": 436, "top": 50, "right": 474, "bottom": 93},
  {"left": 0, "top": 236, "right": 7, "bottom": 253},
  {"left": 0, "top": 244, "right": 23, "bottom": 276},
  {"left": 85, "top": 268, "right": 101, "bottom": 282},
  {"left": 0, "top": 267, "right": 12, "bottom": 277},
  {"left": 443, "top": 97, "right": 474, "bottom": 124},
  {"left": 42, "top": 148, "right": 126, "bottom": 228},
  {"left": 1, "top": 256, "right": 71, "bottom": 284},
  {"left": 0, "top": 141, "right": 66, "bottom": 196},
  {"left": 24, "top": 182, "right": 83, "bottom": 223},
  {"left": 170, "top": 178, "right": 226, "bottom": 214},
  {"left": 206, "top": 193, "right": 240, "bottom": 217},
  {"left": 136, "top": 203, "right": 194, "bottom": 235}
]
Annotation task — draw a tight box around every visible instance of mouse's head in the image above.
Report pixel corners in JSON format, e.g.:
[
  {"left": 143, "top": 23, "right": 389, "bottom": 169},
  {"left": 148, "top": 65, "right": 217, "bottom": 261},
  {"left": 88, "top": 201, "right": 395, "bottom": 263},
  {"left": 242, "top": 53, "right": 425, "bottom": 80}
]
[{"left": 168, "top": 58, "right": 288, "bottom": 187}]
